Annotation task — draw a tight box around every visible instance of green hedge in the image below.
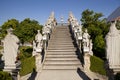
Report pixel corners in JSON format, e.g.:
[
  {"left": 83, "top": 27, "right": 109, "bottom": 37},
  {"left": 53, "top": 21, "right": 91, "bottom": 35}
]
[
  {"left": 0, "top": 71, "right": 12, "bottom": 80},
  {"left": 90, "top": 56, "right": 106, "bottom": 75},
  {"left": 19, "top": 46, "right": 36, "bottom": 76},
  {"left": 20, "top": 56, "right": 35, "bottom": 76}
]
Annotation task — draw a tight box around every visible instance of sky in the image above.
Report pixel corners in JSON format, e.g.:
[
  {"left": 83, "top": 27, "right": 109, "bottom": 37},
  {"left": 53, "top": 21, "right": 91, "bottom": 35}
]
[{"left": 0, "top": 0, "right": 120, "bottom": 25}]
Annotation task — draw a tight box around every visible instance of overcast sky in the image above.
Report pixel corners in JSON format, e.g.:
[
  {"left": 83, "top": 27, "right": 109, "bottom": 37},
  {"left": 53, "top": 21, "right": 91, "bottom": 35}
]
[{"left": 0, "top": 0, "right": 120, "bottom": 25}]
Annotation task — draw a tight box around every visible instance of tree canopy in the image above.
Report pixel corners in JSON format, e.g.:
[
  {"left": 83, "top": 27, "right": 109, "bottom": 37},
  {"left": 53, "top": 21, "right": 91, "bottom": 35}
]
[
  {"left": 0, "top": 18, "right": 43, "bottom": 43},
  {"left": 14, "top": 18, "right": 42, "bottom": 43},
  {"left": 81, "top": 9, "right": 110, "bottom": 59},
  {"left": 0, "top": 19, "right": 19, "bottom": 38}
]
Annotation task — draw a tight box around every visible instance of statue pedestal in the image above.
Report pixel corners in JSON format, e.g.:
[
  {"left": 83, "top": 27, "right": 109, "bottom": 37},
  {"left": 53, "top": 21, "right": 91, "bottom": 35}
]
[
  {"left": 4, "top": 64, "right": 16, "bottom": 73},
  {"left": 83, "top": 47, "right": 89, "bottom": 53},
  {"left": 36, "top": 48, "right": 42, "bottom": 53},
  {"left": 35, "top": 53, "right": 42, "bottom": 71},
  {"left": 84, "top": 53, "right": 91, "bottom": 72}
]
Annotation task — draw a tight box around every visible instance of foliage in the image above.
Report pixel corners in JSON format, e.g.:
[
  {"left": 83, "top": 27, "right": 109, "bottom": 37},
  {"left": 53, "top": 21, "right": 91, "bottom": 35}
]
[
  {"left": 90, "top": 56, "right": 106, "bottom": 75},
  {"left": 0, "top": 19, "right": 19, "bottom": 39},
  {"left": 14, "top": 18, "right": 43, "bottom": 43},
  {"left": 93, "top": 35, "right": 105, "bottom": 59},
  {"left": 0, "top": 71, "right": 12, "bottom": 80},
  {"left": 0, "top": 46, "right": 3, "bottom": 50},
  {"left": 81, "top": 9, "right": 110, "bottom": 59},
  {"left": 20, "top": 56, "right": 35, "bottom": 76},
  {"left": 116, "top": 20, "right": 120, "bottom": 30},
  {"left": 0, "top": 18, "right": 43, "bottom": 43},
  {"left": 18, "top": 46, "right": 36, "bottom": 76},
  {"left": 19, "top": 46, "right": 33, "bottom": 59}
]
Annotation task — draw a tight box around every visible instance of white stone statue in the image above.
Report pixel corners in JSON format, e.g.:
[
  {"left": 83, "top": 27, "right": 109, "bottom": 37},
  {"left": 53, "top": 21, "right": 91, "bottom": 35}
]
[
  {"left": 61, "top": 16, "right": 64, "bottom": 23},
  {"left": 83, "top": 29, "right": 90, "bottom": 47},
  {"left": 3, "top": 28, "right": 20, "bottom": 71},
  {"left": 105, "top": 21, "right": 120, "bottom": 73},
  {"left": 35, "top": 30, "right": 43, "bottom": 53},
  {"left": 89, "top": 39, "right": 93, "bottom": 55}
]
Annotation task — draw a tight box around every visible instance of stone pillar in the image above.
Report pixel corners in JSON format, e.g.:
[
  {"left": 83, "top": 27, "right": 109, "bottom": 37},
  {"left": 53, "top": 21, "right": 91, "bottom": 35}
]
[
  {"left": 35, "top": 53, "right": 42, "bottom": 71},
  {"left": 84, "top": 53, "right": 91, "bottom": 72}
]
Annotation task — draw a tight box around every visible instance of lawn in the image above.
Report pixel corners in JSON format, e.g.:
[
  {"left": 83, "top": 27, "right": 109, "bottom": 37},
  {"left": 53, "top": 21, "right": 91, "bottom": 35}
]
[{"left": 90, "top": 56, "right": 106, "bottom": 75}]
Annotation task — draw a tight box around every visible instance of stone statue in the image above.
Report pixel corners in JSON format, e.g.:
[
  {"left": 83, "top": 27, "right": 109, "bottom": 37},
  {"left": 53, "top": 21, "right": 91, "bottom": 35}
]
[
  {"left": 35, "top": 30, "right": 43, "bottom": 53},
  {"left": 83, "top": 29, "right": 90, "bottom": 47},
  {"left": 105, "top": 21, "right": 120, "bottom": 73},
  {"left": 61, "top": 16, "right": 64, "bottom": 23},
  {"left": 3, "top": 28, "right": 20, "bottom": 71},
  {"left": 89, "top": 39, "right": 93, "bottom": 55}
]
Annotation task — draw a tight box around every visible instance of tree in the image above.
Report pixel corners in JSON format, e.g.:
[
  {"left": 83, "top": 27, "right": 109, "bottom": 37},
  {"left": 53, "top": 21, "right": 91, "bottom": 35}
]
[
  {"left": 81, "top": 9, "right": 109, "bottom": 59},
  {"left": 0, "top": 19, "right": 19, "bottom": 38},
  {"left": 14, "top": 18, "right": 43, "bottom": 43}
]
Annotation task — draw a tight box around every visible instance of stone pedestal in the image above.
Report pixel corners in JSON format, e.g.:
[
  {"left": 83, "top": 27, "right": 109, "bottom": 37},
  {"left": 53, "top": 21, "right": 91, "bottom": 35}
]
[
  {"left": 35, "top": 53, "right": 42, "bottom": 71},
  {"left": 84, "top": 53, "right": 91, "bottom": 72},
  {"left": 83, "top": 47, "right": 89, "bottom": 53}
]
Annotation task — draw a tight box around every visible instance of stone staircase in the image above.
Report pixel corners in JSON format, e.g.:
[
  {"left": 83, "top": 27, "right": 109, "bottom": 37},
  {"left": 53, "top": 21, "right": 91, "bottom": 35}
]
[{"left": 42, "top": 26, "right": 83, "bottom": 70}]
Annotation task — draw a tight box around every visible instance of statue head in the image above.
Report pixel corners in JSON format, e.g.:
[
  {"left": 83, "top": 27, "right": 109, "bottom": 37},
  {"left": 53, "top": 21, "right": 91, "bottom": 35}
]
[
  {"left": 37, "top": 30, "right": 40, "bottom": 34},
  {"left": 7, "top": 28, "right": 13, "bottom": 34},
  {"left": 85, "top": 29, "right": 88, "bottom": 33}
]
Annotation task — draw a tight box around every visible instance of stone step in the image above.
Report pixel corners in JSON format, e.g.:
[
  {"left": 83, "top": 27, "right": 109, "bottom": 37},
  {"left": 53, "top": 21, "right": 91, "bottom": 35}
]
[
  {"left": 47, "top": 47, "right": 75, "bottom": 49},
  {"left": 43, "top": 65, "right": 82, "bottom": 70},
  {"left": 44, "top": 60, "right": 80, "bottom": 65},
  {"left": 48, "top": 45, "right": 75, "bottom": 47},
  {"left": 48, "top": 43, "right": 74, "bottom": 45},
  {"left": 50, "top": 37, "right": 72, "bottom": 39},
  {"left": 47, "top": 49, "right": 76, "bottom": 52},
  {"left": 45, "top": 57, "right": 78, "bottom": 61},
  {"left": 48, "top": 47, "right": 76, "bottom": 50},
  {"left": 47, "top": 51, "right": 76, "bottom": 55},
  {"left": 46, "top": 54, "right": 77, "bottom": 58},
  {"left": 49, "top": 40, "right": 73, "bottom": 42}
]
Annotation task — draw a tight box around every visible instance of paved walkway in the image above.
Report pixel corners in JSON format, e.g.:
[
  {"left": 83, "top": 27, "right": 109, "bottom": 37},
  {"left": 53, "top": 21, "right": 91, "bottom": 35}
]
[{"left": 35, "top": 70, "right": 84, "bottom": 80}]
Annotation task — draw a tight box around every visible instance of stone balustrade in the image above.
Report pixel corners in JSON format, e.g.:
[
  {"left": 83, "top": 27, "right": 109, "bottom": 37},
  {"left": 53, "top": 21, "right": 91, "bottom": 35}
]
[{"left": 32, "top": 12, "right": 57, "bottom": 71}]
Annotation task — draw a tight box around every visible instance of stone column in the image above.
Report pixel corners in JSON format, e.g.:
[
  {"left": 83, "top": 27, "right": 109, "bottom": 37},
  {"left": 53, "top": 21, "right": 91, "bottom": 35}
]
[
  {"left": 35, "top": 53, "right": 42, "bottom": 71},
  {"left": 84, "top": 53, "right": 91, "bottom": 72}
]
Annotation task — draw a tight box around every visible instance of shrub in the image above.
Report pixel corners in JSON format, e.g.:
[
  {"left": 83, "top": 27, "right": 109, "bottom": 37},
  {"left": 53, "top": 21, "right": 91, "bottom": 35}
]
[
  {"left": 19, "top": 46, "right": 36, "bottom": 76},
  {"left": 20, "top": 56, "right": 36, "bottom": 76},
  {"left": 0, "top": 71, "right": 12, "bottom": 80},
  {"left": 90, "top": 56, "right": 106, "bottom": 75}
]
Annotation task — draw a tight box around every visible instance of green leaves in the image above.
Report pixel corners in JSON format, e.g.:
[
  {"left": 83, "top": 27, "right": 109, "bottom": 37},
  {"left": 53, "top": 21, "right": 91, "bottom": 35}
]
[
  {"left": 14, "top": 18, "right": 43, "bottom": 43},
  {"left": 0, "top": 71, "right": 12, "bottom": 80},
  {"left": 81, "top": 9, "right": 109, "bottom": 59},
  {"left": 0, "top": 18, "right": 43, "bottom": 44},
  {"left": 0, "top": 19, "right": 19, "bottom": 39}
]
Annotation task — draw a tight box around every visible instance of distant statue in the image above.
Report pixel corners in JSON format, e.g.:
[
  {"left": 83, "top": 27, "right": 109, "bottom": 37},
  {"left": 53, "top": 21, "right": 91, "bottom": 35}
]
[
  {"left": 83, "top": 29, "right": 90, "bottom": 47},
  {"left": 89, "top": 39, "right": 93, "bottom": 55},
  {"left": 61, "top": 16, "right": 64, "bottom": 23},
  {"left": 35, "top": 30, "right": 43, "bottom": 53},
  {"left": 3, "top": 28, "right": 20, "bottom": 70}
]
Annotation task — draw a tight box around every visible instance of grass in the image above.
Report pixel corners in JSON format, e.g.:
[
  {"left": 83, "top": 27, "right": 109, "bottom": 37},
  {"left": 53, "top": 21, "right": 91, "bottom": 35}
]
[
  {"left": 90, "top": 56, "right": 106, "bottom": 75},
  {"left": 20, "top": 56, "right": 36, "bottom": 76},
  {"left": 19, "top": 46, "right": 36, "bottom": 76}
]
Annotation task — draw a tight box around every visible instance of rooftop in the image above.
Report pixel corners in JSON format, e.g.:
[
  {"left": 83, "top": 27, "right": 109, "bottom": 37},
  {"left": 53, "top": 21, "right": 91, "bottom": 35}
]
[{"left": 107, "top": 6, "right": 120, "bottom": 22}]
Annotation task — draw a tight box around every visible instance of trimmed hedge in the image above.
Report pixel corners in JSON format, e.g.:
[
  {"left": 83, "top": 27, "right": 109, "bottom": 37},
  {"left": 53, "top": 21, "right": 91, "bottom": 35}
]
[
  {"left": 19, "top": 46, "right": 36, "bottom": 76},
  {"left": 20, "top": 56, "right": 35, "bottom": 76},
  {"left": 90, "top": 56, "right": 106, "bottom": 75},
  {"left": 0, "top": 71, "right": 12, "bottom": 80}
]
